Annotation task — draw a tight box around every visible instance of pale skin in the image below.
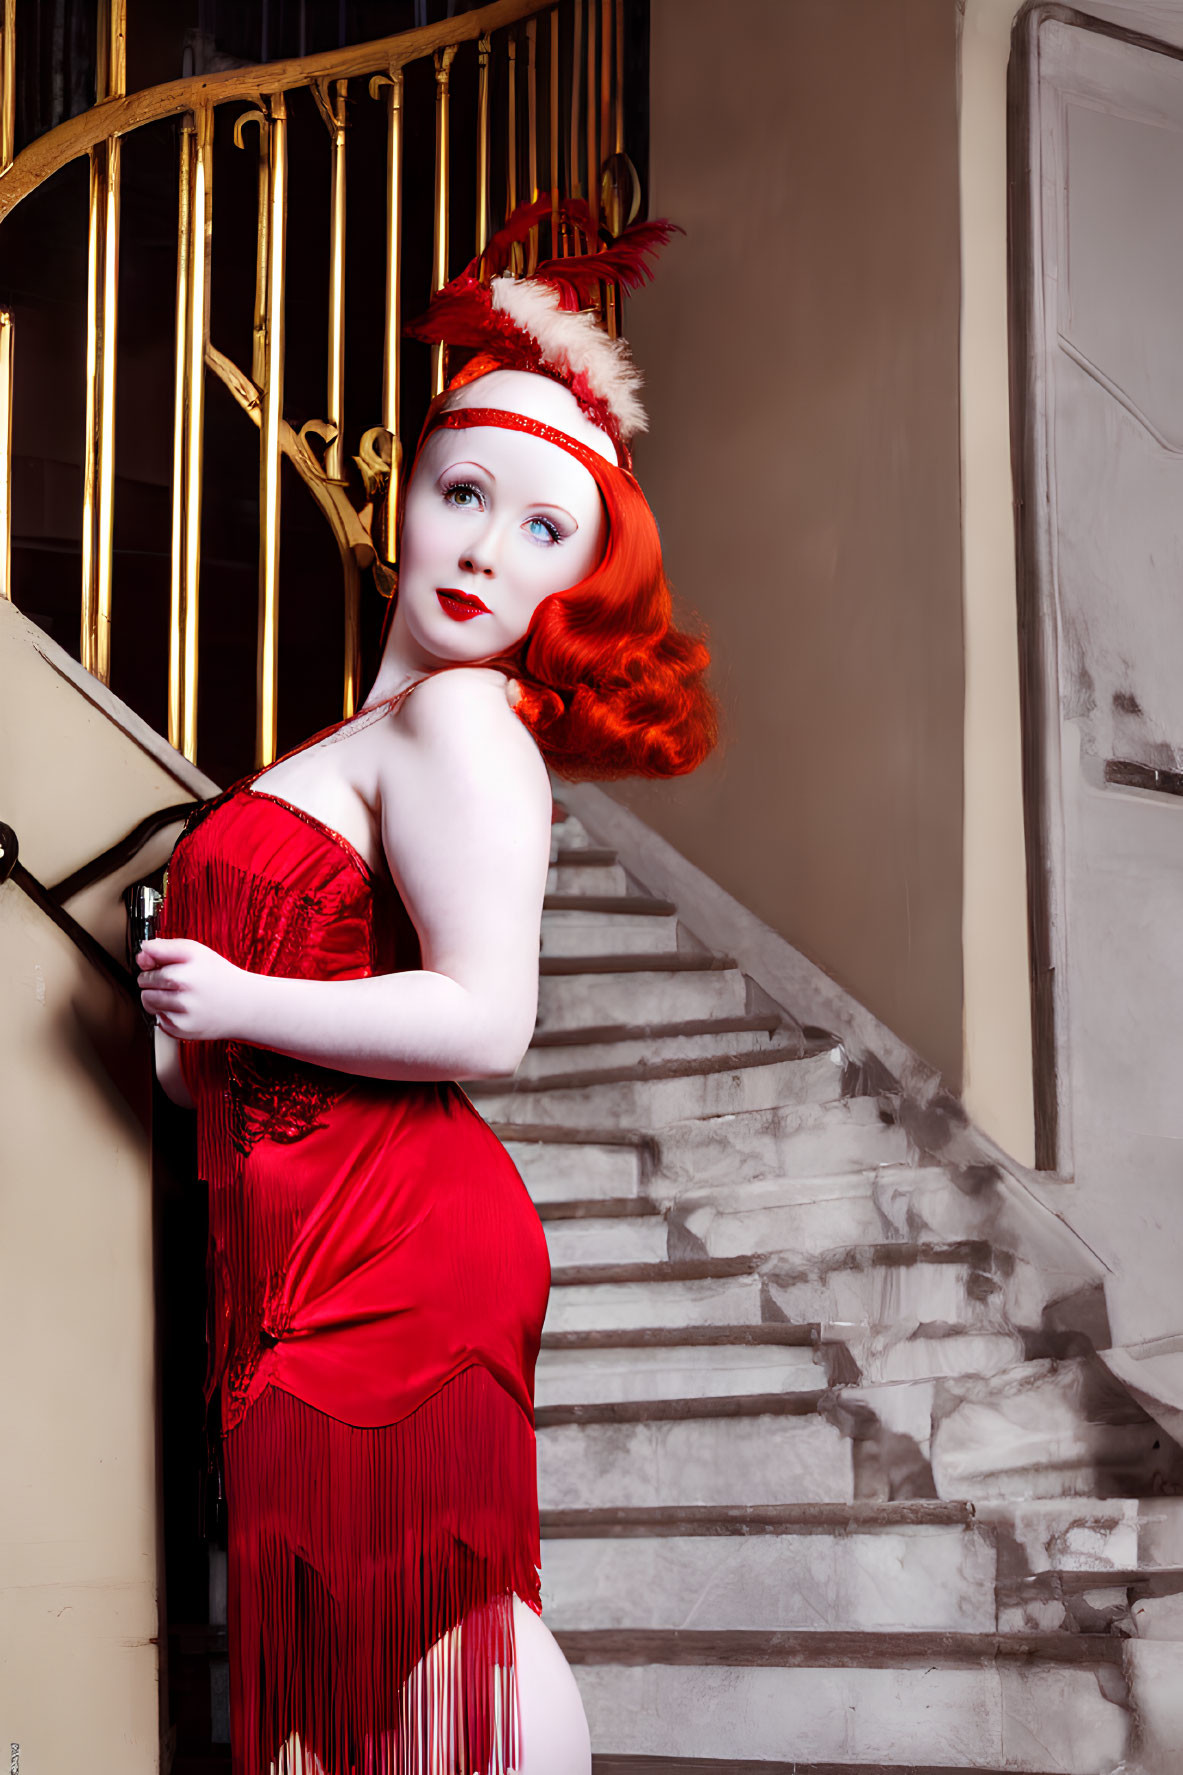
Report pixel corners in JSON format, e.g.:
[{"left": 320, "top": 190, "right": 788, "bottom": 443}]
[{"left": 141, "top": 371, "right": 612, "bottom": 1774}]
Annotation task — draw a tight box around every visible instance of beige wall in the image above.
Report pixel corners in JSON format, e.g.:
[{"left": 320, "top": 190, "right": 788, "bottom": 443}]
[
  {"left": 618, "top": 0, "right": 966, "bottom": 1086},
  {"left": 959, "top": 0, "right": 1035, "bottom": 1164},
  {"left": 0, "top": 597, "right": 212, "bottom": 1768}
]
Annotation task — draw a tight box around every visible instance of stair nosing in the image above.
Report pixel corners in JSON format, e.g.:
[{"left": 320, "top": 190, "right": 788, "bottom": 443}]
[
  {"left": 540, "top": 1325, "right": 818, "bottom": 1349},
  {"left": 470, "top": 1042, "right": 818, "bottom": 1097},
  {"left": 551, "top": 848, "right": 619, "bottom": 867},
  {"left": 549, "top": 1242, "right": 992, "bottom": 1289},
  {"left": 540, "top": 1500, "right": 975, "bottom": 1536},
  {"left": 491, "top": 1122, "right": 658, "bottom": 1151},
  {"left": 529, "top": 1014, "right": 783, "bottom": 1050},
  {"left": 539, "top": 953, "right": 737, "bottom": 976},
  {"left": 535, "top": 1390, "right": 826, "bottom": 1428},
  {"left": 554, "top": 1626, "right": 1126, "bottom": 1669},
  {"left": 589, "top": 1759, "right": 1071, "bottom": 1775},
  {"left": 543, "top": 893, "right": 677, "bottom": 916},
  {"left": 550, "top": 1254, "right": 761, "bottom": 1287},
  {"left": 536, "top": 1197, "right": 664, "bottom": 1221}
]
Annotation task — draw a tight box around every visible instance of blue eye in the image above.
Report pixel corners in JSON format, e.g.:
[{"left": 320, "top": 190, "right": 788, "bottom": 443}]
[{"left": 526, "top": 516, "right": 562, "bottom": 545}]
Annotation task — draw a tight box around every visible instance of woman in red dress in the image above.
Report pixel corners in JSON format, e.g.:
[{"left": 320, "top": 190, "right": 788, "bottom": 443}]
[{"left": 138, "top": 226, "right": 715, "bottom": 1775}]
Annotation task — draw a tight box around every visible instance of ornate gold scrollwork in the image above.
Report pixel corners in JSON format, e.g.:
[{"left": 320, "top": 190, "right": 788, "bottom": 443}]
[{"left": 232, "top": 104, "right": 267, "bottom": 151}]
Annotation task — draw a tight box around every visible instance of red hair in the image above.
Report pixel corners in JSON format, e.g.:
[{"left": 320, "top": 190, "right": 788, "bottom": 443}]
[{"left": 392, "top": 388, "right": 717, "bottom": 782}]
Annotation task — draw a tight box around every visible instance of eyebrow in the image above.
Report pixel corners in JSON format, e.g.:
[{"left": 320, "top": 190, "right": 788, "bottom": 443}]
[{"left": 440, "top": 457, "right": 580, "bottom": 529}]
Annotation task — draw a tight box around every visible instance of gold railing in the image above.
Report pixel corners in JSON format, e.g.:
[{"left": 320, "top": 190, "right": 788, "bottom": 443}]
[{"left": 0, "top": 0, "right": 637, "bottom": 766}]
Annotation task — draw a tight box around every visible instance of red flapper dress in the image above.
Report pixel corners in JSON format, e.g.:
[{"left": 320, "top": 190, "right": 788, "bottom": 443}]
[{"left": 158, "top": 717, "right": 552, "bottom": 1775}]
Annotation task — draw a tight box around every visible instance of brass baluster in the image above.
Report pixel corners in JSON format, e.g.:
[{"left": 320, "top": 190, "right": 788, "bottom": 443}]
[
  {"left": 615, "top": 0, "right": 625, "bottom": 159},
  {"left": 549, "top": 9, "right": 560, "bottom": 258},
  {"left": 526, "top": 17, "right": 539, "bottom": 272},
  {"left": 168, "top": 108, "right": 213, "bottom": 764},
  {"left": 0, "top": 308, "right": 11, "bottom": 602},
  {"left": 0, "top": 0, "right": 15, "bottom": 174},
  {"left": 368, "top": 68, "right": 404, "bottom": 568},
  {"left": 585, "top": 0, "right": 598, "bottom": 240},
  {"left": 237, "top": 94, "right": 288, "bottom": 769},
  {"left": 431, "top": 46, "right": 457, "bottom": 397},
  {"left": 476, "top": 35, "right": 491, "bottom": 258},
  {"left": 313, "top": 76, "right": 357, "bottom": 714},
  {"left": 570, "top": 0, "right": 582, "bottom": 219},
  {"left": 506, "top": 35, "right": 518, "bottom": 221},
  {"left": 318, "top": 79, "right": 348, "bottom": 486},
  {"left": 599, "top": 0, "right": 610, "bottom": 203},
  {"left": 258, "top": 92, "right": 287, "bottom": 768},
  {"left": 602, "top": 0, "right": 616, "bottom": 335},
  {"left": 80, "top": 0, "right": 126, "bottom": 683}
]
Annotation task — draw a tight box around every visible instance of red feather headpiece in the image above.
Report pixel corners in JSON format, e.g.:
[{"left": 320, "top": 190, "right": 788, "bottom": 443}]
[{"left": 405, "top": 200, "right": 681, "bottom": 466}]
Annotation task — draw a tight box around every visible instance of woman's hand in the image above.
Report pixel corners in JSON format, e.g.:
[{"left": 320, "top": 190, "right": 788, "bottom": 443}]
[{"left": 136, "top": 937, "right": 254, "bottom": 1042}]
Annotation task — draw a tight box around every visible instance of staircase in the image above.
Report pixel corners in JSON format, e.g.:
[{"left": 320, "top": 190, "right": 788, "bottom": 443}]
[{"left": 461, "top": 803, "right": 1183, "bottom": 1775}]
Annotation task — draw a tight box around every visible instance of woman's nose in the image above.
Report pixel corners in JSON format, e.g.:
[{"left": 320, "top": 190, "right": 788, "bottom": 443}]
[{"left": 459, "top": 541, "right": 496, "bottom": 578}]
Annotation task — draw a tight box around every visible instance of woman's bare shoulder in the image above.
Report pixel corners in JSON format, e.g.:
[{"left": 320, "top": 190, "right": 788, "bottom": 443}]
[{"left": 380, "top": 667, "right": 549, "bottom": 799}]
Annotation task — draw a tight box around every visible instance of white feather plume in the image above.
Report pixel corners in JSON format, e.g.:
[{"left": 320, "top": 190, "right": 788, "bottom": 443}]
[{"left": 489, "top": 275, "right": 648, "bottom": 441}]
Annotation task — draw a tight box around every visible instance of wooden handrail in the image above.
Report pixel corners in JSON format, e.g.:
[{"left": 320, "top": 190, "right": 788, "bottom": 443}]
[{"left": 0, "top": 0, "right": 549, "bottom": 221}]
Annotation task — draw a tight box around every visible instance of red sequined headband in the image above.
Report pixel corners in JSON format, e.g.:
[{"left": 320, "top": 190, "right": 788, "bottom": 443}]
[{"left": 429, "top": 406, "right": 638, "bottom": 488}]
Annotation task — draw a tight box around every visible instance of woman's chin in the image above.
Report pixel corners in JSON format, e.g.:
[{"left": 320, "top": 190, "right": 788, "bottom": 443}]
[{"left": 414, "top": 612, "right": 518, "bottom": 665}]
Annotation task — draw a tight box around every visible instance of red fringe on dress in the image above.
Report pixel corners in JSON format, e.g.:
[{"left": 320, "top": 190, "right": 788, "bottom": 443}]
[{"left": 223, "top": 1371, "right": 542, "bottom": 1775}]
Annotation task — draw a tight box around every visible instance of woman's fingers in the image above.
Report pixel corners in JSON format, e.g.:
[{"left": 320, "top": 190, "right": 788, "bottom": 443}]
[
  {"left": 138, "top": 966, "right": 182, "bottom": 992},
  {"left": 137, "top": 937, "right": 199, "bottom": 968}
]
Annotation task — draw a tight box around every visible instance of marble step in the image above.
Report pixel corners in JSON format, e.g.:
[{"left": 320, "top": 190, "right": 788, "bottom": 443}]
[
  {"left": 979, "top": 1493, "right": 1183, "bottom": 1578},
  {"left": 838, "top": 1328, "right": 1027, "bottom": 1387},
  {"left": 535, "top": 1330, "right": 824, "bottom": 1406},
  {"left": 504, "top": 1133, "right": 651, "bottom": 1202},
  {"left": 565, "top": 1648, "right": 1128, "bottom": 1773},
  {"left": 543, "top": 1243, "right": 1007, "bottom": 1337},
  {"left": 675, "top": 1168, "right": 945, "bottom": 1258},
  {"left": 536, "top": 1171, "right": 966, "bottom": 1268},
  {"left": 470, "top": 1047, "right": 845, "bottom": 1130},
  {"left": 537, "top": 1403, "right": 853, "bottom": 1510},
  {"left": 535, "top": 1306, "right": 1025, "bottom": 1397},
  {"left": 930, "top": 1354, "right": 1183, "bottom": 1502},
  {"left": 548, "top": 850, "right": 628, "bottom": 895},
  {"left": 520, "top": 1015, "right": 786, "bottom": 1080},
  {"left": 540, "top": 897, "right": 680, "bottom": 957},
  {"left": 500, "top": 1103, "right": 916, "bottom": 1212},
  {"left": 650, "top": 1097, "right": 912, "bottom": 1191},
  {"left": 534, "top": 959, "right": 748, "bottom": 1032},
  {"left": 550, "top": 809, "right": 598, "bottom": 852},
  {"left": 542, "top": 1211, "right": 672, "bottom": 1268},
  {"left": 540, "top": 1505, "right": 996, "bottom": 1634},
  {"left": 591, "top": 1763, "right": 1071, "bottom": 1775}
]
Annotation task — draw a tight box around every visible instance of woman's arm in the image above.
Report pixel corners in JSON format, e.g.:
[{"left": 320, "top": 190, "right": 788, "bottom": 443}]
[
  {"left": 154, "top": 1024, "right": 195, "bottom": 1108},
  {"left": 137, "top": 670, "right": 554, "bottom": 1081}
]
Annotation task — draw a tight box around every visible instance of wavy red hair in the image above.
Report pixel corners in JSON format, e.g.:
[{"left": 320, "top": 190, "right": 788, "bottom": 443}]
[{"left": 390, "top": 384, "right": 717, "bottom": 782}]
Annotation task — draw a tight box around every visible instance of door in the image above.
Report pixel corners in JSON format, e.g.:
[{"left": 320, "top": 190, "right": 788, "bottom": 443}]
[{"left": 1012, "top": 7, "right": 1183, "bottom": 1350}]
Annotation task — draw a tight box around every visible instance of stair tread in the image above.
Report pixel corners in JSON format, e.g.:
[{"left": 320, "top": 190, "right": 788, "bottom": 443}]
[
  {"left": 557, "top": 1626, "right": 1126, "bottom": 1666},
  {"left": 539, "top": 953, "right": 737, "bottom": 975},
  {"left": 473, "top": 1043, "right": 814, "bottom": 1096},
  {"left": 536, "top": 1391, "right": 827, "bottom": 1428},
  {"left": 553, "top": 848, "right": 619, "bottom": 866},
  {"left": 544, "top": 893, "right": 677, "bottom": 915},
  {"left": 540, "top": 1325, "right": 818, "bottom": 1349},
  {"left": 541, "top": 1501, "right": 975, "bottom": 1534},
  {"left": 591, "top": 1760, "right": 1071, "bottom": 1775},
  {"left": 536, "top": 1197, "right": 664, "bottom": 1221},
  {"left": 550, "top": 1240, "right": 994, "bottom": 1288},
  {"left": 529, "top": 1013, "right": 784, "bottom": 1050}
]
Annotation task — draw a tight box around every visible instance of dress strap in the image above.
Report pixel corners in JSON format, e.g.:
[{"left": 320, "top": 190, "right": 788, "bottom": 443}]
[{"left": 243, "top": 675, "right": 434, "bottom": 790}]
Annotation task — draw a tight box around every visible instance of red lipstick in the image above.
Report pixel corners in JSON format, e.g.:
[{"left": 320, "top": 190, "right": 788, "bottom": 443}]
[{"left": 436, "top": 587, "right": 490, "bottom": 622}]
